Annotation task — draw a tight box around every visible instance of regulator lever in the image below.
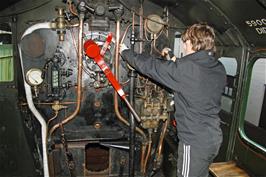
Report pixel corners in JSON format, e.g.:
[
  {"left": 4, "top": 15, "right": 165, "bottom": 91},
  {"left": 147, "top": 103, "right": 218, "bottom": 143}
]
[{"left": 84, "top": 33, "right": 141, "bottom": 123}]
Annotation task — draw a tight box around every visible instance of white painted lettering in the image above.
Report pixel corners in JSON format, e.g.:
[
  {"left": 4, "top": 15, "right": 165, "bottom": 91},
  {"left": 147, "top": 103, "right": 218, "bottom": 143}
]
[
  {"left": 262, "top": 19, "right": 266, "bottom": 25},
  {"left": 245, "top": 21, "right": 253, "bottom": 27},
  {"left": 251, "top": 20, "right": 257, "bottom": 26},
  {"left": 256, "top": 20, "right": 263, "bottom": 26},
  {"left": 256, "top": 27, "right": 266, "bottom": 34},
  {"left": 245, "top": 18, "right": 266, "bottom": 27}
]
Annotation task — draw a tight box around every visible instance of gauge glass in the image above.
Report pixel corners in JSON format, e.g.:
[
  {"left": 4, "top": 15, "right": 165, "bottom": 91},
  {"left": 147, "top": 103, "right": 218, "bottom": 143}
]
[{"left": 26, "top": 68, "right": 43, "bottom": 86}]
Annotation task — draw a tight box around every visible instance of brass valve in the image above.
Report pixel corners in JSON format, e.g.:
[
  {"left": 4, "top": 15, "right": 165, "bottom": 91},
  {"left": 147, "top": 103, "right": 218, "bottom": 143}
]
[
  {"left": 51, "top": 7, "right": 67, "bottom": 41},
  {"left": 52, "top": 100, "right": 67, "bottom": 111}
]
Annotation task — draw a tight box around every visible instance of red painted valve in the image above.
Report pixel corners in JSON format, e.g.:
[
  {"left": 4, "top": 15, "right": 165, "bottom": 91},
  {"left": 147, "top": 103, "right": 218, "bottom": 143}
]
[{"left": 83, "top": 33, "right": 126, "bottom": 99}]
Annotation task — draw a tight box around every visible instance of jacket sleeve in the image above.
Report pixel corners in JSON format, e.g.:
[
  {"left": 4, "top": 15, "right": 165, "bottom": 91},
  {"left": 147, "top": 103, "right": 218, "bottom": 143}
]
[{"left": 121, "top": 49, "right": 181, "bottom": 91}]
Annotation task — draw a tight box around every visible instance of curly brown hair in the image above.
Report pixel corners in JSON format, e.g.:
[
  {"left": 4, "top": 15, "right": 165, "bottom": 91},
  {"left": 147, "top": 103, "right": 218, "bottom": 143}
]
[{"left": 181, "top": 23, "right": 216, "bottom": 52}]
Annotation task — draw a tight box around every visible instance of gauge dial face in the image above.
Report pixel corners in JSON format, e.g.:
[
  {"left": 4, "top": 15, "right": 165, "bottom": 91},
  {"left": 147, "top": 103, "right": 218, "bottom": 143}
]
[{"left": 26, "top": 68, "right": 43, "bottom": 86}]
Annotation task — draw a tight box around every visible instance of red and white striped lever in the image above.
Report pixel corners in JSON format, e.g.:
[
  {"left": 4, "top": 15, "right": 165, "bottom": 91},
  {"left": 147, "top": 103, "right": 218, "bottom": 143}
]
[{"left": 83, "top": 33, "right": 141, "bottom": 122}]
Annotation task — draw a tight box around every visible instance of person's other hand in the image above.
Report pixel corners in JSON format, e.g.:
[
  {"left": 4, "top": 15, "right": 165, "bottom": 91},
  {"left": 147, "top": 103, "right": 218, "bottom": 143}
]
[
  {"left": 161, "top": 47, "right": 177, "bottom": 61},
  {"left": 161, "top": 47, "right": 171, "bottom": 57},
  {"left": 119, "top": 43, "right": 129, "bottom": 54}
]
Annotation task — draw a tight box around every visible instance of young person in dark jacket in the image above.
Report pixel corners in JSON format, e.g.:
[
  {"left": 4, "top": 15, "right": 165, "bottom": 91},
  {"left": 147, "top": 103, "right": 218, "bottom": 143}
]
[{"left": 120, "top": 23, "right": 227, "bottom": 177}]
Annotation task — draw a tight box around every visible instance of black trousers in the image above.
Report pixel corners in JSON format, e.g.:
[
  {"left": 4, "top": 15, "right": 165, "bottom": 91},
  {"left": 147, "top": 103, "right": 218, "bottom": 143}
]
[{"left": 176, "top": 142, "right": 221, "bottom": 177}]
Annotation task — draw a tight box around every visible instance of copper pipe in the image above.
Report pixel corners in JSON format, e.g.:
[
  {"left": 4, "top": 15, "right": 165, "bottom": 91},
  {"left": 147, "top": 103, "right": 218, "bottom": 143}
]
[
  {"left": 139, "top": 1, "right": 144, "bottom": 54},
  {"left": 152, "top": 34, "right": 163, "bottom": 55},
  {"left": 114, "top": 19, "right": 146, "bottom": 138},
  {"left": 69, "top": 23, "right": 79, "bottom": 27},
  {"left": 49, "top": 14, "right": 84, "bottom": 136},
  {"left": 138, "top": 9, "right": 145, "bottom": 171},
  {"left": 143, "top": 132, "right": 152, "bottom": 174},
  {"left": 114, "top": 19, "right": 129, "bottom": 127},
  {"left": 20, "top": 101, "right": 77, "bottom": 106},
  {"left": 66, "top": 21, "right": 79, "bottom": 28},
  {"left": 70, "top": 26, "right": 94, "bottom": 83},
  {"left": 255, "top": 48, "right": 266, "bottom": 52},
  {"left": 154, "top": 119, "right": 169, "bottom": 168},
  {"left": 47, "top": 111, "right": 59, "bottom": 127},
  {"left": 120, "top": 79, "right": 130, "bottom": 86},
  {"left": 140, "top": 143, "right": 147, "bottom": 174},
  {"left": 119, "top": 23, "right": 136, "bottom": 71},
  {"left": 114, "top": 25, "right": 128, "bottom": 123},
  {"left": 70, "top": 28, "right": 78, "bottom": 53},
  {"left": 68, "top": 2, "right": 78, "bottom": 16},
  {"left": 120, "top": 24, "right": 132, "bottom": 44},
  {"left": 132, "top": 12, "right": 135, "bottom": 36},
  {"left": 165, "top": 7, "right": 169, "bottom": 37}
]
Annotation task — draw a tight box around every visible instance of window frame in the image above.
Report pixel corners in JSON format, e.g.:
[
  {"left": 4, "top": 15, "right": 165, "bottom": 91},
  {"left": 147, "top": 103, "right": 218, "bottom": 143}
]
[
  {"left": 0, "top": 18, "right": 16, "bottom": 86},
  {"left": 238, "top": 56, "right": 266, "bottom": 154}
]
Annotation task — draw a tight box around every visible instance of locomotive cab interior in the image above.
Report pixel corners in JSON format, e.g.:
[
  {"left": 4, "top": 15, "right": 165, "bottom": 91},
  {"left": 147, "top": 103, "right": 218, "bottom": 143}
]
[{"left": 0, "top": 0, "right": 265, "bottom": 177}]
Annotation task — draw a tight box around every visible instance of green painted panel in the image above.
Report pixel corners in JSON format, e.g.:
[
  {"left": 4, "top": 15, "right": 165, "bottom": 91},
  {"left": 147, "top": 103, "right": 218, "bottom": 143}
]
[
  {"left": 238, "top": 58, "right": 266, "bottom": 153},
  {"left": 0, "top": 44, "right": 13, "bottom": 82},
  {"left": 234, "top": 135, "right": 266, "bottom": 176}
]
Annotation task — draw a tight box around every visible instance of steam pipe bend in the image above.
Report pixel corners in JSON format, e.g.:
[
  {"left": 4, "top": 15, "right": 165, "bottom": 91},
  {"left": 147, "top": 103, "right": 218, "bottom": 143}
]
[
  {"left": 21, "top": 22, "right": 52, "bottom": 39},
  {"left": 120, "top": 24, "right": 132, "bottom": 44},
  {"left": 49, "top": 15, "right": 84, "bottom": 136},
  {"left": 143, "top": 133, "right": 152, "bottom": 175},
  {"left": 19, "top": 22, "right": 53, "bottom": 177},
  {"left": 114, "top": 21, "right": 146, "bottom": 139},
  {"left": 154, "top": 119, "right": 169, "bottom": 169}
]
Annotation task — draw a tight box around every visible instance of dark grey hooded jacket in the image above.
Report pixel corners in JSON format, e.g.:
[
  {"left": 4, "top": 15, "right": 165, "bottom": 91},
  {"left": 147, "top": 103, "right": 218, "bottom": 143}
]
[{"left": 121, "top": 49, "right": 227, "bottom": 148}]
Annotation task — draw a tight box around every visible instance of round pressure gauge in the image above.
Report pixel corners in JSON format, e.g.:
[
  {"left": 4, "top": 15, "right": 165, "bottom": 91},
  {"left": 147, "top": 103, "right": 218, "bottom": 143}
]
[
  {"left": 145, "top": 14, "right": 165, "bottom": 34},
  {"left": 26, "top": 68, "right": 44, "bottom": 86}
]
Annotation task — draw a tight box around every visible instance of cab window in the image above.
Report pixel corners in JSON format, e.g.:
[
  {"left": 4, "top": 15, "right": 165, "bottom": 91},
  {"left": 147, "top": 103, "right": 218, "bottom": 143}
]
[
  {"left": 244, "top": 58, "right": 266, "bottom": 148},
  {"left": 0, "top": 23, "right": 13, "bottom": 82}
]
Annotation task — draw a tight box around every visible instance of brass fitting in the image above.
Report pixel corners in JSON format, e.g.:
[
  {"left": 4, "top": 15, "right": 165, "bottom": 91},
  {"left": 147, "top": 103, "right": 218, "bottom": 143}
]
[
  {"left": 52, "top": 100, "right": 67, "bottom": 111},
  {"left": 141, "top": 119, "right": 159, "bottom": 129},
  {"left": 51, "top": 7, "right": 67, "bottom": 41}
]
